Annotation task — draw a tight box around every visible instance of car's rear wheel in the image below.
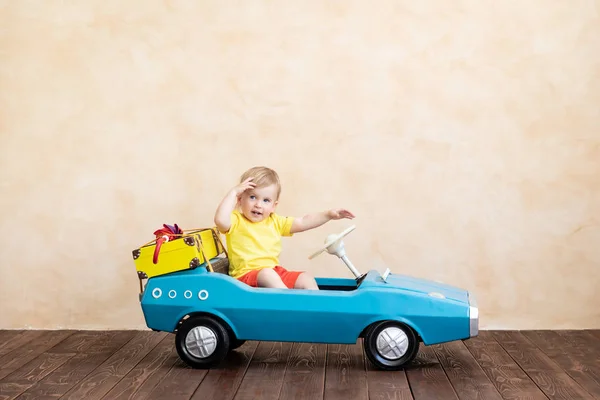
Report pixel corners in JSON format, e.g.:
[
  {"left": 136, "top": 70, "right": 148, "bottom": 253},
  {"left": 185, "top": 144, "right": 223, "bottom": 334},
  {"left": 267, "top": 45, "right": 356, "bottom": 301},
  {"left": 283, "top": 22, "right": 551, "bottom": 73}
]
[
  {"left": 229, "top": 339, "right": 246, "bottom": 350},
  {"left": 175, "top": 315, "right": 230, "bottom": 368},
  {"left": 363, "top": 321, "right": 419, "bottom": 370},
  {"left": 222, "top": 325, "right": 246, "bottom": 351}
]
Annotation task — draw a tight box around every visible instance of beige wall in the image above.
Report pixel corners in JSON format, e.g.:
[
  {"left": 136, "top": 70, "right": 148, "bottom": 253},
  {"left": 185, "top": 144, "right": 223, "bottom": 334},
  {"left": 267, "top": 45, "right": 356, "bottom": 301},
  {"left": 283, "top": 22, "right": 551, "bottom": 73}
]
[{"left": 1, "top": 1, "right": 599, "bottom": 330}]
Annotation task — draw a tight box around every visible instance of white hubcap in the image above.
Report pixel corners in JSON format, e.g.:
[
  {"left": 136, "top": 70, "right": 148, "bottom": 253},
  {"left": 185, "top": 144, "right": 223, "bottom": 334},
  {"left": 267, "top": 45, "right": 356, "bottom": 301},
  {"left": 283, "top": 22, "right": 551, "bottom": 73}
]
[
  {"left": 376, "top": 327, "right": 409, "bottom": 360},
  {"left": 185, "top": 326, "right": 217, "bottom": 358}
]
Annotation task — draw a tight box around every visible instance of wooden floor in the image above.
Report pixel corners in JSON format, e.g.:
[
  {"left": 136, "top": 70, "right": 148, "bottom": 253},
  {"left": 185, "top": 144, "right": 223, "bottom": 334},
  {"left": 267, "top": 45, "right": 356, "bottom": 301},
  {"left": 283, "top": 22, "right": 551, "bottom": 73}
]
[{"left": 0, "top": 330, "right": 598, "bottom": 400}]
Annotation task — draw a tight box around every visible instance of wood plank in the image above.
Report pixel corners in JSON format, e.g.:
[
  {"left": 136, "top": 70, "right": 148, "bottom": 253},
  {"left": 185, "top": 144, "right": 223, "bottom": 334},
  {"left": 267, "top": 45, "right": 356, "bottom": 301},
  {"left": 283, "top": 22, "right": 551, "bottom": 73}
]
[
  {"left": 0, "top": 331, "right": 22, "bottom": 340},
  {"left": 59, "top": 331, "right": 165, "bottom": 400},
  {"left": 0, "top": 332, "right": 24, "bottom": 352},
  {"left": 113, "top": 344, "right": 180, "bottom": 400},
  {"left": 278, "top": 342, "right": 327, "bottom": 400},
  {"left": 15, "top": 331, "right": 137, "bottom": 400},
  {"left": 522, "top": 331, "right": 600, "bottom": 398},
  {"left": 0, "top": 331, "right": 74, "bottom": 380},
  {"left": 0, "top": 329, "right": 594, "bottom": 400},
  {"left": 48, "top": 331, "right": 103, "bottom": 354},
  {"left": 433, "top": 340, "right": 503, "bottom": 400},
  {"left": 555, "top": 330, "right": 600, "bottom": 357},
  {"left": 365, "top": 340, "right": 413, "bottom": 400},
  {"left": 463, "top": 331, "right": 547, "bottom": 400},
  {"left": 324, "top": 342, "right": 368, "bottom": 400},
  {"left": 493, "top": 331, "right": 593, "bottom": 400},
  {"left": 101, "top": 333, "right": 178, "bottom": 400},
  {"left": 523, "top": 330, "right": 600, "bottom": 365},
  {"left": 144, "top": 359, "right": 207, "bottom": 400},
  {"left": 233, "top": 341, "right": 293, "bottom": 400},
  {"left": 0, "top": 332, "right": 46, "bottom": 358},
  {"left": 0, "top": 331, "right": 104, "bottom": 400},
  {"left": 405, "top": 345, "right": 458, "bottom": 400},
  {"left": 0, "top": 352, "right": 74, "bottom": 400},
  {"left": 190, "top": 341, "right": 259, "bottom": 400}
]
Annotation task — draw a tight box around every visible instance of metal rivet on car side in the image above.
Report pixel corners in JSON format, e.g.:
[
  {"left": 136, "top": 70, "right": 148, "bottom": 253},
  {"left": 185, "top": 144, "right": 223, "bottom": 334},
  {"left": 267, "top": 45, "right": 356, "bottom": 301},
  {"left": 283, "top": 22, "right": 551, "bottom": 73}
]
[{"left": 198, "top": 290, "right": 209, "bottom": 300}]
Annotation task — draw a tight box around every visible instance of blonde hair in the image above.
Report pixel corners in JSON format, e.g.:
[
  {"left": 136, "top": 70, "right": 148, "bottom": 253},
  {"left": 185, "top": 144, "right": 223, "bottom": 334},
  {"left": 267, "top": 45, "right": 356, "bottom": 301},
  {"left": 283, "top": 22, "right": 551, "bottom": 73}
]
[{"left": 240, "top": 166, "right": 282, "bottom": 200}]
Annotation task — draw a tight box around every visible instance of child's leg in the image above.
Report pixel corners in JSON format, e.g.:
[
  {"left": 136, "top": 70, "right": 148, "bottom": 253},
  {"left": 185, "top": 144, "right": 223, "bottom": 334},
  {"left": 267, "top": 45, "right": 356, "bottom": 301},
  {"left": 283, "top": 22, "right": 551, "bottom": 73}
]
[
  {"left": 256, "top": 268, "right": 287, "bottom": 288},
  {"left": 294, "top": 272, "right": 319, "bottom": 290},
  {"left": 270, "top": 266, "right": 319, "bottom": 290}
]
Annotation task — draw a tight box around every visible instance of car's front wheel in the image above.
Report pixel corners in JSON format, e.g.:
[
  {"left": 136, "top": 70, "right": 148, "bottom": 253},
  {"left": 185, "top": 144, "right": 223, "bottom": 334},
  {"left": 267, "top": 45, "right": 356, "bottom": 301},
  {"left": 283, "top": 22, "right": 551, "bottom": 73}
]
[
  {"left": 175, "top": 316, "right": 230, "bottom": 369},
  {"left": 363, "top": 321, "right": 419, "bottom": 370}
]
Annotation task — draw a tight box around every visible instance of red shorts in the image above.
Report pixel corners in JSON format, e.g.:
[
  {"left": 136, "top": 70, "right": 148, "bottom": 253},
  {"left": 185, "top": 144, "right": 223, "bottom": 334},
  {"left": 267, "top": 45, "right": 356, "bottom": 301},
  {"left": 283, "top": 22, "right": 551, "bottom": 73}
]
[{"left": 237, "top": 266, "right": 302, "bottom": 289}]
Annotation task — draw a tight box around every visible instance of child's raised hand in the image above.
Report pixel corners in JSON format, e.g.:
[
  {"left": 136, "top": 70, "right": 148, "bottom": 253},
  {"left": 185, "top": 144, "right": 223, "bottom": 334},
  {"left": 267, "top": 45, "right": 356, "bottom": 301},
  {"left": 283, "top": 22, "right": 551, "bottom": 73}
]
[
  {"left": 328, "top": 208, "right": 355, "bottom": 220},
  {"left": 233, "top": 177, "right": 256, "bottom": 197}
]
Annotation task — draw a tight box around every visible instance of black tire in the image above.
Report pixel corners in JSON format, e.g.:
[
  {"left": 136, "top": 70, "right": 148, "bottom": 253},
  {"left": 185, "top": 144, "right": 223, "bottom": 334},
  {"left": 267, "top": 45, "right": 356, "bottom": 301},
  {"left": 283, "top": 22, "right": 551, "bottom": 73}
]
[
  {"left": 363, "top": 321, "right": 419, "bottom": 370},
  {"left": 175, "top": 316, "right": 230, "bottom": 369},
  {"left": 223, "top": 325, "right": 245, "bottom": 351},
  {"left": 229, "top": 339, "right": 246, "bottom": 350}
]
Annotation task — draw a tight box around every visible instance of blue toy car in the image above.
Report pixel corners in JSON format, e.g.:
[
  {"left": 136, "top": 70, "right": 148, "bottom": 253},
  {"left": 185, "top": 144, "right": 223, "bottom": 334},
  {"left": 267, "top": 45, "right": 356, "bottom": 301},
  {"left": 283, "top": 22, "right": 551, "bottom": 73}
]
[{"left": 137, "top": 226, "right": 479, "bottom": 370}]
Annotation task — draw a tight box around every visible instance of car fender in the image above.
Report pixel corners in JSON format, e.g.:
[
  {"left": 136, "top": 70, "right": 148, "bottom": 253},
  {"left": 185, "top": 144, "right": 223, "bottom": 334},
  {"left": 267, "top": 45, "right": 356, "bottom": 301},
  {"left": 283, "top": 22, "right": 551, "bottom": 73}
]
[
  {"left": 173, "top": 308, "right": 241, "bottom": 339},
  {"left": 360, "top": 315, "right": 426, "bottom": 343}
]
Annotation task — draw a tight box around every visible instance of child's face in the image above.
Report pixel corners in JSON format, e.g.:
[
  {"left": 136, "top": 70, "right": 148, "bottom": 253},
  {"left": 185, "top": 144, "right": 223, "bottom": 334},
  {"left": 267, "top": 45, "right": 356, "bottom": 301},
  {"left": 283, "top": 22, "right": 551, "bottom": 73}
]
[{"left": 238, "top": 184, "right": 279, "bottom": 223}]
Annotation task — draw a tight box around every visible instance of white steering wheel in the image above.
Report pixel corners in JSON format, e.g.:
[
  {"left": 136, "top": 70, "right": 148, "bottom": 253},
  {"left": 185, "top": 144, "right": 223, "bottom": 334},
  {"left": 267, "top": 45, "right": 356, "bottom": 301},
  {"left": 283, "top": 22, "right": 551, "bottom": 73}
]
[{"left": 309, "top": 225, "right": 356, "bottom": 260}]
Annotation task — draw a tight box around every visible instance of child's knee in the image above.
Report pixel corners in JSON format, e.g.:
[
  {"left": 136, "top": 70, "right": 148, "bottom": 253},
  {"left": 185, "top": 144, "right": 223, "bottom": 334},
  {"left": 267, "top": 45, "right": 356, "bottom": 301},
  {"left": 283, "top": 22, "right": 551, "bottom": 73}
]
[
  {"left": 295, "top": 272, "right": 319, "bottom": 290},
  {"left": 257, "top": 268, "right": 286, "bottom": 288}
]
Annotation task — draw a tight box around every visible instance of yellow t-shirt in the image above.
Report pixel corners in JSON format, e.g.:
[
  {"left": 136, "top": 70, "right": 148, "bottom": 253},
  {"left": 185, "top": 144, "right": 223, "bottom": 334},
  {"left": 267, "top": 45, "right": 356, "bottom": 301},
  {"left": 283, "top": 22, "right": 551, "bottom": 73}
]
[{"left": 225, "top": 210, "right": 295, "bottom": 279}]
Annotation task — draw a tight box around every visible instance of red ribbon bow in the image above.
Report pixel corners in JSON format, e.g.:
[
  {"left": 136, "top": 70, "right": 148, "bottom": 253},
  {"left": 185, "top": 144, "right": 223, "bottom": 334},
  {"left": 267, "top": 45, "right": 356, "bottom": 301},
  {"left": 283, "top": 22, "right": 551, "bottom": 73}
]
[{"left": 152, "top": 224, "right": 183, "bottom": 264}]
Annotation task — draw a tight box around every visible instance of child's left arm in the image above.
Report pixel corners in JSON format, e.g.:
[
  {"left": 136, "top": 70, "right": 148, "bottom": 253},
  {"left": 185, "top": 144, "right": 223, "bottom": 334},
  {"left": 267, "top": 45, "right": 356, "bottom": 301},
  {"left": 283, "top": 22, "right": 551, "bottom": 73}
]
[{"left": 290, "top": 209, "right": 355, "bottom": 234}]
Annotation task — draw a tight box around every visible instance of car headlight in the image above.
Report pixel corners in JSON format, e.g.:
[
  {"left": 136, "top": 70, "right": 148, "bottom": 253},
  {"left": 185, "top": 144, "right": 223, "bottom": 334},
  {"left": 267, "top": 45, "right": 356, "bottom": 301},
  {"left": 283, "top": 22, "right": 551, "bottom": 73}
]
[{"left": 469, "top": 292, "right": 479, "bottom": 337}]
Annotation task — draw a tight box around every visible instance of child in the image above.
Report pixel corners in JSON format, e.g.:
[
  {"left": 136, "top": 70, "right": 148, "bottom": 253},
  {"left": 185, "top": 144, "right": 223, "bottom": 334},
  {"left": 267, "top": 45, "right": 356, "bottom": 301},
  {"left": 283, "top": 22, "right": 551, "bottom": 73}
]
[{"left": 214, "top": 166, "right": 355, "bottom": 290}]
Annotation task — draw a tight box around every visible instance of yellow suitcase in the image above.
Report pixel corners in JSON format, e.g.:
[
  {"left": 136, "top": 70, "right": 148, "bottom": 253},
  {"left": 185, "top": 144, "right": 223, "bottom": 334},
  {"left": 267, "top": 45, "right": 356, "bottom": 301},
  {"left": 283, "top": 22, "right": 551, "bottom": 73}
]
[{"left": 132, "top": 228, "right": 226, "bottom": 288}]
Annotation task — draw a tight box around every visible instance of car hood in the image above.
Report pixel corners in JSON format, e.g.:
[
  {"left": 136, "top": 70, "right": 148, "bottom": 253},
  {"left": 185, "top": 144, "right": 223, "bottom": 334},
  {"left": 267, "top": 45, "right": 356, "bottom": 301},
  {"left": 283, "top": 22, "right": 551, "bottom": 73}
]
[{"left": 368, "top": 272, "right": 469, "bottom": 304}]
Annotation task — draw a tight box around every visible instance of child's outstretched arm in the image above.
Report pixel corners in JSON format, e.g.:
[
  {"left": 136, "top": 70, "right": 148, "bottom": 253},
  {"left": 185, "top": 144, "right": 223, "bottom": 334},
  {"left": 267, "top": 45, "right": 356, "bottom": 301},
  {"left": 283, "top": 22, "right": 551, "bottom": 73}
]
[
  {"left": 290, "top": 209, "right": 355, "bottom": 234},
  {"left": 214, "top": 178, "right": 256, "bottom": 232}
]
